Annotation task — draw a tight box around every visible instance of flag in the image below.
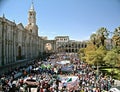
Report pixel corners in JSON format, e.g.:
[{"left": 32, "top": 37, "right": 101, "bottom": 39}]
[
  {"left": 47, "top": 64, "right": 51, "bottom": 69},
  {"left": 67, "top": 78, "right": 72, "bottom": 82},
  {"left": 41, "top": 64, "right": 46, "bottom": 69}
]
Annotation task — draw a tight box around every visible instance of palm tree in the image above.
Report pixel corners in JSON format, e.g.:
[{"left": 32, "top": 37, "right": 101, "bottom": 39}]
[
  {"left": 112, "top": 27, "right": 120, "bottom": 47},
  {"left": 90, "top": 33, "right": 97, "bottom": 45},
  {"left": 96, "top": 27, "right": 109, "bottom": 46}
]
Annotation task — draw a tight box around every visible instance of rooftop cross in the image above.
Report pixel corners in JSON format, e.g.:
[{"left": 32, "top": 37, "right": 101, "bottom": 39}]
[{"left": 30, "top": 0, "right": 34, "bottom": 11}]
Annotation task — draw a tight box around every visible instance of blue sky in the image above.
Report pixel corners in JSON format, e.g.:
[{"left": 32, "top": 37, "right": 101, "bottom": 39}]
[{"left": 0, "top": 0, "right": 120, "bottom": 41}]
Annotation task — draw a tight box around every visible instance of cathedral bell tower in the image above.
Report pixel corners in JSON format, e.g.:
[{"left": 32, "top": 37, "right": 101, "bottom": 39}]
[{"left": 25, "top": 2, "right": 38, "bottom": 36}]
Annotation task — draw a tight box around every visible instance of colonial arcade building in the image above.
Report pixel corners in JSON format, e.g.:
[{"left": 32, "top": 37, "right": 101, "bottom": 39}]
[{"left": 55, "top": 36, "right": 87, "bottom": 53}]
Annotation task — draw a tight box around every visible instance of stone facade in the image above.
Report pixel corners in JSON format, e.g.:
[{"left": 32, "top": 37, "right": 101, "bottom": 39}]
[
  {"left": 0, "top": 16, "right": 45, "bottom": 67},
  {"left": 55, "top": 36, "right": 69, "bottom": 48},
  {"left": 54, "top": 36, "right": 87, "bottom": 53},
  {"left": 0, "top": 3, "right": 51, "bottom": 67}
]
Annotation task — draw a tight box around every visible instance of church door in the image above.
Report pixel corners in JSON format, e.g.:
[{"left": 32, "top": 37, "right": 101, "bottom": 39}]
[{"left": 18, "top": 46, "right": 22, "bottom": 59}]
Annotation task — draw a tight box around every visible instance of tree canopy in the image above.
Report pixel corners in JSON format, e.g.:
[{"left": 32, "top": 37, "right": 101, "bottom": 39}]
[{"left": 78, "top": 27, "right": 120, "bottom": 67}]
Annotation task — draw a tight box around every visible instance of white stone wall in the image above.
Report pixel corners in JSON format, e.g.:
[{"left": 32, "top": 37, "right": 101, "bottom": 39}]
[{"left": 0, "top": 17, "right": 45, "bottom": 66}]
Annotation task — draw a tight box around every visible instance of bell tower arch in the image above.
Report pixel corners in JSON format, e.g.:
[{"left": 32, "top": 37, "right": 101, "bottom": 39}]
[{"left": 25, "top": 1, "right": 38, "bottom": 36}]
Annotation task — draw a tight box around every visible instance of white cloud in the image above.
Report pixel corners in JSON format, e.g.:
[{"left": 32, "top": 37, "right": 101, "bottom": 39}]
[{"left": 92, "top": 31, "right": 96, "bottom": 34}]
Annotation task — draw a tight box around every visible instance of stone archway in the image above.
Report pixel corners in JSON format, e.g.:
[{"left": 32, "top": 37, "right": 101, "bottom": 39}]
[{"left": 45, "top": 43, "right": 52, "bottom": 52}]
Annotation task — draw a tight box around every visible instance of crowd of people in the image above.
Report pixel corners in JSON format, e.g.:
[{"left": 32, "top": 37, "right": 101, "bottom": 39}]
[{"left": 0, "top": 53, "right": 115, "bottom": 92}]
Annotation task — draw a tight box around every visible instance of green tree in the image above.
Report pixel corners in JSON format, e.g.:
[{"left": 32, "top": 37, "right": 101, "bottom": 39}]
[
  {"left": 84, "top": 42, "right": 97, "bottom": 53},
  {"left": 78, "top": 48, "right": 85, "bottom": 61},
  {"left": 78, "top": 42, "right": 97, "bottom": 62},
  {"left": 104, "top": 50, "right": 120, "bottom": 75},
  {"left": 84, "top": 45, "right": 106, "bottom": 65},
  {"left": 90, "top": 33, "right": 97, "bottom": 45},
  {"left": 118, "top": 55, "right": 120, "bottom": 67},
  {"left": 104, "top": 50, "right": 118, "bottom": 65},
  {"left": 112, "top": 28, "right": 120, "bottom": 47},
  {"left": 109, "top": 47, "right": 120, "bottom": 67},
  {"left": 85, "top": 50, "right": 96, "bottom": 65},
  {"left": 96, "top": 46, "right": 107, "bottom": 65}
]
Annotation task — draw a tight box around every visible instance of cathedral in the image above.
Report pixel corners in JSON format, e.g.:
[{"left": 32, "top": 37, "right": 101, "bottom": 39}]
[{"left": 0, "top": 2, "right": 56, "bottom": 68}]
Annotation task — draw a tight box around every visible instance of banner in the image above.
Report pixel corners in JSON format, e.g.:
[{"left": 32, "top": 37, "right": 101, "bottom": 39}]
[{"left": 59, "top": 76, "right": 79, "bottom": 91}]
